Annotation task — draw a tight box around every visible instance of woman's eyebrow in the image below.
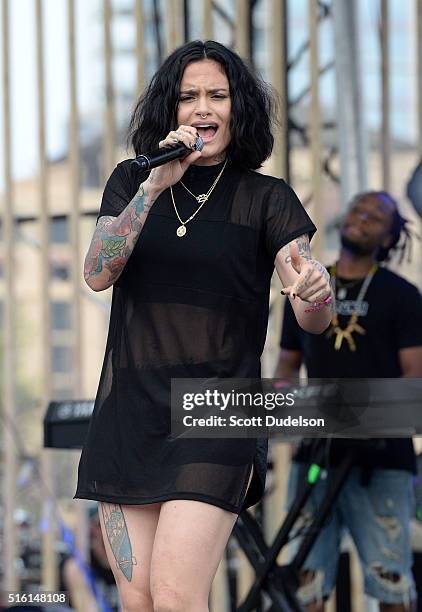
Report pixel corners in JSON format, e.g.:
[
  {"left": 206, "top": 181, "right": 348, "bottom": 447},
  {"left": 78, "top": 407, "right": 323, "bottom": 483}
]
[{"left": 179, "top": 87, "right": 229, "bottom": 94}]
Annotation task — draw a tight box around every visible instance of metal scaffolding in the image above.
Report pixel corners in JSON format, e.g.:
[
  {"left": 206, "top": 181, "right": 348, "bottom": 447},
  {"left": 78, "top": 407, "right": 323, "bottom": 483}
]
[{"left": 1, "top": 0, "right": 421, "bottom": 607}]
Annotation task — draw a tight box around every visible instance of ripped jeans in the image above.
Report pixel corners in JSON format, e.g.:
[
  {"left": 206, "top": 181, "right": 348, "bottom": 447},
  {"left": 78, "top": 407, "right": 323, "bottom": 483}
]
[{"left": 287, "top": 463, "right": 417, "bottom": 606}]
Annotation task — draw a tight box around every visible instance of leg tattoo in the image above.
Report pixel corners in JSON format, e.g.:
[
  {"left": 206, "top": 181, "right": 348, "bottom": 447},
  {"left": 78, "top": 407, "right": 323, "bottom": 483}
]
[{"left": 101, "top": 503, "right": 138, "bottom": 581}]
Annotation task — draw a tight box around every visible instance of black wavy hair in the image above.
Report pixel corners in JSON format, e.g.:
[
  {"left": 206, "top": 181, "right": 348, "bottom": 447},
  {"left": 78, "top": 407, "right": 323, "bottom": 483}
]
[
  {"left": 352, "top": 191, "right": 413, "bottom": 263},
  {"left": 126, "top": 40, "right": 278, "bottom": 170}
]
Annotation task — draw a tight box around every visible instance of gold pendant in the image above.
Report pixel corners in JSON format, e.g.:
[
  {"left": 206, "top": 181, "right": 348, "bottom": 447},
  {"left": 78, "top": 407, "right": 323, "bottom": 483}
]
[
  {"left": 333, "top": 328, "right": 345, "bottom": 351},
  {"left": 196, "top": 194, "right": 208, "bottom": 204},
  {"left": 328, "top": 322, "right": 366, "bottom": 351},
  {"left": 176, "top": 225, "right": 187, "bottom": 237}
]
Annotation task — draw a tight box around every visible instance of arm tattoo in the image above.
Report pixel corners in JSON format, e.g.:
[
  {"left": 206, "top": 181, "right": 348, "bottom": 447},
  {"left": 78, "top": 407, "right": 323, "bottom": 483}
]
[
  {"left": 84, "top": 184, "right": 155, "bottom": 284},
  {"left": 283, "top": 234, "right": 312, "bottom": 264},
  {"left": 294, "top": 266, "right": 313, "bottom": 293},
  {"left": 101, "top": 503, "right": 137, "bottom": 581}
]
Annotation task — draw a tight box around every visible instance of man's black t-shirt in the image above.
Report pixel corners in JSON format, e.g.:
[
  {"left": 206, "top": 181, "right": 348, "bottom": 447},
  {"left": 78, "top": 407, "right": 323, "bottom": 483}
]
[{"left": 280, "top": 266, "right": 422, "bottom": 472}]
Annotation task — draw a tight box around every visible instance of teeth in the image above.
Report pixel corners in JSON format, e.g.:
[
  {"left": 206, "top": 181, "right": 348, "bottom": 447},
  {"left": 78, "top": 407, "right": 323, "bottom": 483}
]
[{"left": 196, "top": 124, "right": 216, "bottom": 128}]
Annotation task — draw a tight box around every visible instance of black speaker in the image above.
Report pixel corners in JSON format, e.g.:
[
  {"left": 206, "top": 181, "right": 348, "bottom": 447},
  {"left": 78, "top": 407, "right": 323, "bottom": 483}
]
[{"left": 43, "top": 400, "right": 93, "bottom": 449}]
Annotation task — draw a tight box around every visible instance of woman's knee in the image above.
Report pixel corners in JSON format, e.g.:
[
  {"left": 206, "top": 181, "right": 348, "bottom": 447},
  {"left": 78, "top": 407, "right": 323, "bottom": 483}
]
[
  {"left": 119, "top": 586, "right": 154, "bottom": 612},
  {"left": 151, "top": 585, "right": 206, "bottom": 612}
]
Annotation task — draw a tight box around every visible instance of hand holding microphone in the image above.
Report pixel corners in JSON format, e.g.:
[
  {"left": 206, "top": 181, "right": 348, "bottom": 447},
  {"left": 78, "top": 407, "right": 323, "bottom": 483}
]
[{"left": 132, "top": 125, "right": 204, "bottom": 193}]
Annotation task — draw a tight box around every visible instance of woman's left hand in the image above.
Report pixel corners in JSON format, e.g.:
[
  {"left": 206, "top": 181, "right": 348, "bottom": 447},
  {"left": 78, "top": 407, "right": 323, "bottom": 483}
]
[{"left": 282, "top": 242, "right": 331, "bottom": 303}]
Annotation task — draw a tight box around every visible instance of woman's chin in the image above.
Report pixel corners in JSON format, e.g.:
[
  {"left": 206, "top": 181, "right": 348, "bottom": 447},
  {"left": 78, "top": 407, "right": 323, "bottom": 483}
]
[{"left": 193, "top": 149, "right": 226, "bottom": 165}]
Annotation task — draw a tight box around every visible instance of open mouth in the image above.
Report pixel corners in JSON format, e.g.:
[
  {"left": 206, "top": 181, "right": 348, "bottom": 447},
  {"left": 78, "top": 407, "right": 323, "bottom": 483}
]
[{"left": 192, "top": 123, "right": 218, "bottom": 143}]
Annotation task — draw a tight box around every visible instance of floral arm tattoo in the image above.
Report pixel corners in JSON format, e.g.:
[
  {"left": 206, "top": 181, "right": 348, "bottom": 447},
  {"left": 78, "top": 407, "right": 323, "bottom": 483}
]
[{"left": 84, "top": 184, "right": 155, "bottom": 286}]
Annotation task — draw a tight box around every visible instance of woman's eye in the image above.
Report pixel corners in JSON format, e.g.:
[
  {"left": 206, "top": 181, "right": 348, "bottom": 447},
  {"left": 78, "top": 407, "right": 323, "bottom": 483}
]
[{"left": 179, "top": 96, "right": 194, "bottom": 101}]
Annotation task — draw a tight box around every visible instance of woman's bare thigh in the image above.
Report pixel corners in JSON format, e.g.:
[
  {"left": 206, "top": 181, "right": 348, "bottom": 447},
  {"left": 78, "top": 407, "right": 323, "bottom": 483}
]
[
  {"left": 98, "top": 502, "right": 161, "bottom": 597},
  {"left": 150, "top": 499, "right": 239, "bottom": 607}
]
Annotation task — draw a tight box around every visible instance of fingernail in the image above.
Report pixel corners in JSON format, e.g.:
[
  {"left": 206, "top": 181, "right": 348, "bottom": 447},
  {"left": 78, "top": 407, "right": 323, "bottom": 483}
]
[{"left": 280, "top": 290, "right": 286, "bottom": 295}]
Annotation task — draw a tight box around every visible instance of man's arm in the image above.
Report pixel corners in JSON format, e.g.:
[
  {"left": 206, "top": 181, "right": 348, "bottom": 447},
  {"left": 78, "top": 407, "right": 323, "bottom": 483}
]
[
  {"left": 399, "top": 347, "right": 422, "bottom": 377},
  {"left": 274, "top": 348, "right": 302, "bottom": 379}
]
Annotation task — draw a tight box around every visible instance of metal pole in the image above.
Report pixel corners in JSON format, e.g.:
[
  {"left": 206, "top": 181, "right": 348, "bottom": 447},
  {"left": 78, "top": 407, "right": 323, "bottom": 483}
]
[
  {"left": 332, "top": 0, "right": 368, "bottom": 207},
  {"left": 308, "top": 0, "right": 322, "bottom": 260},
  {"left": 270, "top": 0, "right": 289, "bottom": 180},
  {"left": 103, "top": 0, "right": 115, "bottom": 179},
  {"left": 68, "top": 0, "right": 88, "bottom": 562},
  {"left": 166, "top": 0, "right": 184, "bottom": 54},
  {"left": 36, "top": 0, "right": 56, "bottom": 590},
  {"left": 202, "top": 0, "right": 213, "bottom": 39},
  {"left": 380, "top": 0, "right": 391, "bottom": 191},
  {"left": 262, "top": 0, "right": 290, "bottom": 572},
  {"left": 417, "top": 0, "right": 422, "bottom": 154},
  {"left": 1, "top": 0, "right": 18, "bottom": 591},
  {"left": 135, "top": 0, "right": 145, "bottom": 95},
  {"left": 183, "top": 0, "right": 190, "bottom": 43},
  {"left": 152, "top": 0, "right": 163, "bottom": 66},
  {"left": 235, "top": 0, "right": 250, "bottom": 59}
]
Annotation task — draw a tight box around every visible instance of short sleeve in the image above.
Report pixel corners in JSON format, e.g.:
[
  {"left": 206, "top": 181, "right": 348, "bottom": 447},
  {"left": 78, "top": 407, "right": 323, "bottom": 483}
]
[
  {"left": 264, "top": 180, "right": 316, "bottom": 260},
  {"left": 394, "top": 283, "right": 422, "bottom": 349},
  {"left": 280, "top": 298, "right": 302, "bottom": 351},
  {"left": 96, "top": 161, "right": 136, "bottom": 222}
]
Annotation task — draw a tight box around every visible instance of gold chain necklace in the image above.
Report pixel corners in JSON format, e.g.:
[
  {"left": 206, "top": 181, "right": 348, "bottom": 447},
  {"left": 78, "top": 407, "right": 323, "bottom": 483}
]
[
  {"left": 179, "top": 159, "right": 228, "bottom": 204},
  {"left": 326, "top": 263, "right": 377, "bottom": 351},
  {"left": 170, "top": 160, "right": 227, "bottom": 237}
]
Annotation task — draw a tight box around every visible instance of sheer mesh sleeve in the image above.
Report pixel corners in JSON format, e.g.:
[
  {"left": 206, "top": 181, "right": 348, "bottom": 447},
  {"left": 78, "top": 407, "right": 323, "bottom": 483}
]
[
  {"left": 264, "top": 179, "right": 316, "bottom": 259},
  {"left": 96, "top": 161, "right": 134, "bottom": 222}
]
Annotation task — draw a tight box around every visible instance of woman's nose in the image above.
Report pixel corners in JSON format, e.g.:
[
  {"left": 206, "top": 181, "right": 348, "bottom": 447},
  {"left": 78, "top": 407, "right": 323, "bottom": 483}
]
[
  {"left": 195, "top": 98, "right": 210, "bottom": 117},
  {"left": 196, "top": 108, "right": 210, "bottom": 118}
]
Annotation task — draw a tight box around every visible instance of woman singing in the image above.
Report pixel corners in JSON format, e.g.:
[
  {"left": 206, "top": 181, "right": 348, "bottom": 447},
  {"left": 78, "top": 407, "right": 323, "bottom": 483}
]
[{"left": 75, "top": 40, "right": 333, "bottom": 612}]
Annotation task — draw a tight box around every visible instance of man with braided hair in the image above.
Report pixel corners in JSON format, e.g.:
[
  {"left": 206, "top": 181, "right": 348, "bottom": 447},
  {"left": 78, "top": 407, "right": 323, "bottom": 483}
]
[{"left": 276, "top": 191, "right": 422, "bottom": 611}]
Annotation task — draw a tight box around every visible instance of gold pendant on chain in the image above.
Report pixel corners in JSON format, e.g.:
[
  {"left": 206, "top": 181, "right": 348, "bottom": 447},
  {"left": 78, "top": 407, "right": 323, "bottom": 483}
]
[
  {"left": 176, "top": 225, "right": 187, "bottom": 237},
  {"left": 196, "top": 194, "right": 208, "bottom": 204},
  {"left": 326, "top": 319, "right": 366, "bottom": 352}
]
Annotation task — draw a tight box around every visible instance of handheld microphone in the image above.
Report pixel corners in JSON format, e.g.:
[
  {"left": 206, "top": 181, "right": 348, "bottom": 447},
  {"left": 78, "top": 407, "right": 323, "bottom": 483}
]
[{"left": 130, "top": 136, "right": 204, "bottom": 172}]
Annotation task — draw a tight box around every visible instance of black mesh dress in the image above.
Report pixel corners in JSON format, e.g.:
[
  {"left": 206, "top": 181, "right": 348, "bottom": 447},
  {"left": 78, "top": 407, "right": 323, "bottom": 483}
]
[{"left": 75, "top": 159, "right": 316, "bottom": 514}]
